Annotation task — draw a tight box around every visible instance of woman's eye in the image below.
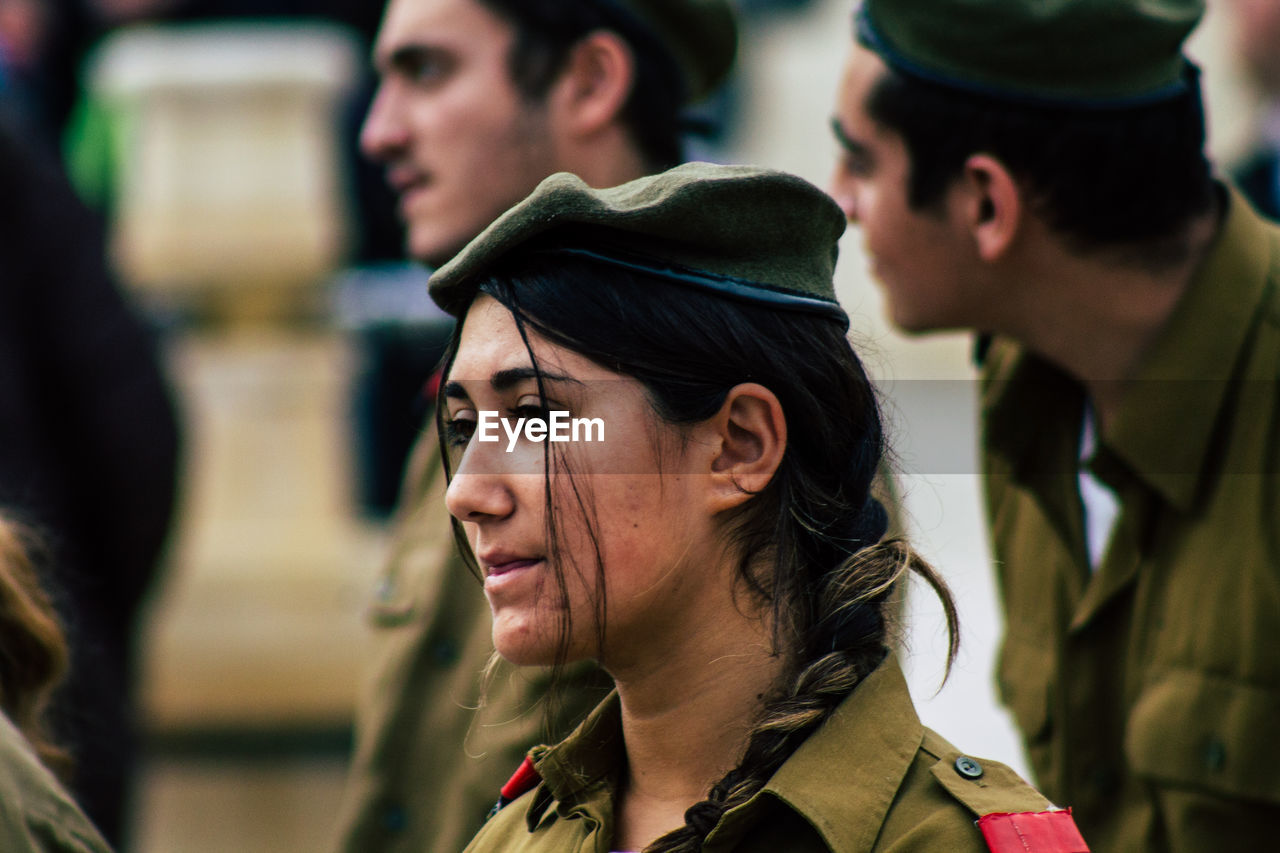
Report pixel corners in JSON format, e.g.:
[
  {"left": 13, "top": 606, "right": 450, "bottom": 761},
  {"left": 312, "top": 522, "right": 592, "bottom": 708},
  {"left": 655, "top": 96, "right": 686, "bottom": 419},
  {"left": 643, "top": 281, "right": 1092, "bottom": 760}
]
[
  {"left": 444, "top": 415, "right": 477, "bottom": 448},
  {"left": 509, "top": 399, "right": 550, "bottom": 425},
  {"left": 512, "top": 400, "right": 553, "bottom": 426}
]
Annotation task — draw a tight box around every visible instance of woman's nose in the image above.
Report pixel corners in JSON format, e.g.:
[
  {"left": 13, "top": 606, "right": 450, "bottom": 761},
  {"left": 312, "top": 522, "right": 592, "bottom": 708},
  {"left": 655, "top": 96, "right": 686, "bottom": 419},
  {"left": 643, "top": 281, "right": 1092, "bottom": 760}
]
[{"left": 444, "top": 448, "right": 517, "bottom": 524}]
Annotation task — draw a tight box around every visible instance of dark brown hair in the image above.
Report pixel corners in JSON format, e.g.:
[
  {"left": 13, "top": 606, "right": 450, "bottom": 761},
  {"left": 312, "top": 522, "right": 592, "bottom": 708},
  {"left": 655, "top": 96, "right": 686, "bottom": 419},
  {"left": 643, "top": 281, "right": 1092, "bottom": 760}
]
[{"left": 865, "top": 63, "right": 1215, "bottom": 269}]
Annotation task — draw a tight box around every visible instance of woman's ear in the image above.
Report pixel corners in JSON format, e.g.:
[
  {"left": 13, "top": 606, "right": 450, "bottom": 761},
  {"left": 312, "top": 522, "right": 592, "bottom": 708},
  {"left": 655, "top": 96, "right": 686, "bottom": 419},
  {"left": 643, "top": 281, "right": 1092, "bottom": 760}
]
[
  {"left": 703, "top": 383, "right": 787, "bottom": 513},
  {"left": 547, "top": 30, "right": 635, "bottom": 138},
  {"left": 960, "top": 154, "right": 1022, "bottom": 263}
]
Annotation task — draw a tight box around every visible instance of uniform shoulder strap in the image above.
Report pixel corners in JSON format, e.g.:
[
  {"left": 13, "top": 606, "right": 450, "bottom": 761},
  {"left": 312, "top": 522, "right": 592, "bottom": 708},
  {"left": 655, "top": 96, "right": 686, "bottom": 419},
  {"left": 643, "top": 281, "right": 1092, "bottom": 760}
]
[{"left": 922, "top": 733, "right": 1090, "bottom": 853}]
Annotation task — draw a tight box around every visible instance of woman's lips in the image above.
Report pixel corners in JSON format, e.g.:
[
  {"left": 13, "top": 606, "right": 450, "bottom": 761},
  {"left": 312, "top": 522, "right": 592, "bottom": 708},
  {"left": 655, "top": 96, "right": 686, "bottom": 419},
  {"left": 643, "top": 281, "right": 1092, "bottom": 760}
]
[
  {"left": 483, "top": 557, "right": 544, "bottom": 597},
  {"left": 486, "top": 558, "right": 541, "bottom": 577}
]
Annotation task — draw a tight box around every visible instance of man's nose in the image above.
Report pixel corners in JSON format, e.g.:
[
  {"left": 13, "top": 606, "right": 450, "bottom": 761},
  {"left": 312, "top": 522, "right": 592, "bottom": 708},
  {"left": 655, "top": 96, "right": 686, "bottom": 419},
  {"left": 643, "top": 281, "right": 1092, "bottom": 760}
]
[
  {"left": 827, "top": 169, "right": 860, "bottom": 223},
  {"left": 360, "top": 83, "right": 409, "bottom": 162}
]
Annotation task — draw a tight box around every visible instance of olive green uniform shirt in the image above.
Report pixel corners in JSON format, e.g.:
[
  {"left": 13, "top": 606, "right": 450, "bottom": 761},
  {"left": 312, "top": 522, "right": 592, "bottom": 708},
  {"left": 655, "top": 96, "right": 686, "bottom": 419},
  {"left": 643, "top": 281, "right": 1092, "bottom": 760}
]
[
  {"left": 0, "top": 713, "right": 113, "bottom": 853},
  {"left": 463, "top": 656, "right": 1064, "bottom": 853},
  {"left": 981, "top": 188, "right": 1280, "bottom": 850},
  {"left": 330, "top": 431, "right": 610, "bottom": 853}
]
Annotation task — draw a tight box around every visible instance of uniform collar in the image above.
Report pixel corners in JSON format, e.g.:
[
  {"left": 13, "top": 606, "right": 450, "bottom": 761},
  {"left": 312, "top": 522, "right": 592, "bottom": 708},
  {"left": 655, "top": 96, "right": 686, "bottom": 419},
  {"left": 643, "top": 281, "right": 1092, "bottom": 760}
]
[
  {"left": 525, "top": 655, "right": 922, "bottom": 852},
  {"left": 1102, "top": 185, "right": 1274, "bottom": 511},
  {"left": 528, "top": 690, "right": 625, "bottom": 831},
  {"left": 983, "top": 184, "right": 1276, "bottom": 513},
  {"left": 707, "top": 654, "right": 924, "bottom": 853},
  {"left": 981, "top": 341, "right": 1087, "bottom": 563}
]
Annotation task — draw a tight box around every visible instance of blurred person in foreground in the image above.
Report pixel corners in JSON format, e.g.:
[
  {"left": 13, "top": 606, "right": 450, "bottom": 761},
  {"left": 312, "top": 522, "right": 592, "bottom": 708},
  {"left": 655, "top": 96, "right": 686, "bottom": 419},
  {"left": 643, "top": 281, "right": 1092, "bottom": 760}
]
[
  {"left": 0, "top": 115, "right": 180, "bottom": 847},
  {"left": 829, "top": 1, "right": 1279, "bottom": 849},
  {"left": 1227, "top": 0, "right": 1280, "bottom": 219},
  {"left": 329, "top": 2, "right": 736, "bottom": 851},
  {"left": 0, "top": 517, "right": 113, "bottom": 853}
]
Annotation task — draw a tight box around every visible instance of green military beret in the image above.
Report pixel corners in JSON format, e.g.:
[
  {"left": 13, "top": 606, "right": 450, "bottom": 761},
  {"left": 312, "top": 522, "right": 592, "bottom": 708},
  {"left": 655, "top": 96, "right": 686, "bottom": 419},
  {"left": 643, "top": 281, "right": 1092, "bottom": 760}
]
[
  {"left": 616, "top": 0, "right": 737, "bottom": 101},
  {"left": 429, "top": 162, "right": 848, "bottom": 327},
  {"left": 857, "top": 0, "right": 1204, "bottom": 106}
]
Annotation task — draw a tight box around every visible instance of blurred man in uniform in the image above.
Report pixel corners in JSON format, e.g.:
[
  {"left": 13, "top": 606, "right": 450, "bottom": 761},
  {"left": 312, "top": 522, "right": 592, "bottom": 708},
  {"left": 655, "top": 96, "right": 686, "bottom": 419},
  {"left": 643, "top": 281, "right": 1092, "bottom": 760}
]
[
  {"left": 829, "top": 1, "right": 1279, "bottom": 850},
  {"left": 330, "top": 2, "right": 736, "bottom": 852}
]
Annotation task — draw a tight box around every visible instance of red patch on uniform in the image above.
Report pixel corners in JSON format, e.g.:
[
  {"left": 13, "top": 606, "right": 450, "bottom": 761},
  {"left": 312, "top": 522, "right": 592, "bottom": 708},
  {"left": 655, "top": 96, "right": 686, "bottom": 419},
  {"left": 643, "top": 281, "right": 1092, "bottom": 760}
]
[
  {"left": 500, "top": 757, "right": 541, "bottom": 802},
  {"left": 977, "top": 809, "right": 1090, "bottom": 852}
]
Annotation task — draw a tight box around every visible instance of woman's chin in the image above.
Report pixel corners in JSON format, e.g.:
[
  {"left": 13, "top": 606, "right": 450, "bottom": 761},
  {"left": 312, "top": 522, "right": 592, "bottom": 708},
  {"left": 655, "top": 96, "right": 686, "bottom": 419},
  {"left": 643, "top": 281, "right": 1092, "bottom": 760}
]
[{"left": 492, "top": 621, "right": 560, "bottom": 667}]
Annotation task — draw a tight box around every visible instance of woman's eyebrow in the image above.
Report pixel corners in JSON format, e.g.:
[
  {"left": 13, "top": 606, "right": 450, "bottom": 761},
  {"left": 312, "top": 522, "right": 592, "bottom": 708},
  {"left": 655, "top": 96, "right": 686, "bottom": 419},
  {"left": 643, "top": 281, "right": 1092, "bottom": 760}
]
[
  {"left": 489, "top": 367, "right": 583, "bottom": 392},
  {"left": 442, "top": 368, "right": 583, "bottom": 400}
]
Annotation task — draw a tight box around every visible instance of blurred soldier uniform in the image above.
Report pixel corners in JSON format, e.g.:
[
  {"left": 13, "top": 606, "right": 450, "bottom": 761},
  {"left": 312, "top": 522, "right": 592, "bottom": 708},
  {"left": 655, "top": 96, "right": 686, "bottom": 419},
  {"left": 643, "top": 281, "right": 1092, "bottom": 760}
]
[{"left": 980, "top": 190, "right": 1280, "bottom": 850}]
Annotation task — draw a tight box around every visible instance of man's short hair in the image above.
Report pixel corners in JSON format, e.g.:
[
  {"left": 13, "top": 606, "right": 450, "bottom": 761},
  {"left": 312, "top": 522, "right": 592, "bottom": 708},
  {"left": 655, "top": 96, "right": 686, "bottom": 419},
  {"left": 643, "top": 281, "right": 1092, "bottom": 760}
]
[
  {"left": 866, "top": 65, "right": 1216, "bottom": 268},
  {"left": 477, "top": 0, "right": 700, "bottom": 171}
]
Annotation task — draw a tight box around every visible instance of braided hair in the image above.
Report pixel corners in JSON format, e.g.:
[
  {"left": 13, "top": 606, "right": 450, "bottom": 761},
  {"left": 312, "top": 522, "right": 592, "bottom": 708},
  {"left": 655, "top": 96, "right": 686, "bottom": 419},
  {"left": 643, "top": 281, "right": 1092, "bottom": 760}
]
[{"left": 440, "top": 253, "right": 959, "bottom": 850}]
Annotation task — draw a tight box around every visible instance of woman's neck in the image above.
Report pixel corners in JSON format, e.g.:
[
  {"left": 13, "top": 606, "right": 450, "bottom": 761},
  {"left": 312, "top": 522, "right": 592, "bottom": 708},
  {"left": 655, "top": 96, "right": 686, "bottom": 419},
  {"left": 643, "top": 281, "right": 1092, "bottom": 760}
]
[{"left": 608, "top": 608, "right": 785, "bottom": 852}]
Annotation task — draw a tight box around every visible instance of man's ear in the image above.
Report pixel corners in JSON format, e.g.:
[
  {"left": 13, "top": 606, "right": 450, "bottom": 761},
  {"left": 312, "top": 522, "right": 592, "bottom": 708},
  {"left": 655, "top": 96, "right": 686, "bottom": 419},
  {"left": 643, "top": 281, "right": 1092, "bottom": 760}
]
[
  {"left": 701, "top": 383, "right": 787, "bottom": 514},
  {"left": 960, "top": 154, "right": 1022, "bottom": 263},
  {"left": 548, "top": 30, "right": 635, "bottom": 138}
]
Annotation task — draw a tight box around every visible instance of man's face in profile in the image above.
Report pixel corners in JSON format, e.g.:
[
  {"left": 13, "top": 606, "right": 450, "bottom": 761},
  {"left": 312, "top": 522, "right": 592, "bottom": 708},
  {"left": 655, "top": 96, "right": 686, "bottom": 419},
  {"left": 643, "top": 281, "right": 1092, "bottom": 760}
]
[{"left": 362, "top": 0, "right": 565, "bottom": 266}]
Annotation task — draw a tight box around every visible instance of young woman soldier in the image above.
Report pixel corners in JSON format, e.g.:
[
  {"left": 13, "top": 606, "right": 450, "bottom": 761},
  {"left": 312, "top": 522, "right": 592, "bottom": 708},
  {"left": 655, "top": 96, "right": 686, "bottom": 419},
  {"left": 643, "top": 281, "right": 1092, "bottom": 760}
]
[{"left": 431, "top": 162, "right": 1089, "bottom": 853}]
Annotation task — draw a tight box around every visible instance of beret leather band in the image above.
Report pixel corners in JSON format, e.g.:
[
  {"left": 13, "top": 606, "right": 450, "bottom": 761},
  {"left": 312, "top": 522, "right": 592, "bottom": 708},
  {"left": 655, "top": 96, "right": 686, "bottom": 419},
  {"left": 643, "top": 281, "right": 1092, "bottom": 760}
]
[{"left": 538, "top": 246, "right": 850, "bottom": 327}]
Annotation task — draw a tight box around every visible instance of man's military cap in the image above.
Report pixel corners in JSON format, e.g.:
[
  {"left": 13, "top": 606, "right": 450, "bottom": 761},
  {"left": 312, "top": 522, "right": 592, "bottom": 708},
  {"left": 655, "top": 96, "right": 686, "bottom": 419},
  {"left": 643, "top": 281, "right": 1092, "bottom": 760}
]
[
  {"left": 428, "top": 162, "right": 848, "bottom": 327},
  {"left": 612, "top": 0, "right": 737, "bottom": 100},
  {"left": 856, "top": 0, "right": 1205, "bottom": 106}
]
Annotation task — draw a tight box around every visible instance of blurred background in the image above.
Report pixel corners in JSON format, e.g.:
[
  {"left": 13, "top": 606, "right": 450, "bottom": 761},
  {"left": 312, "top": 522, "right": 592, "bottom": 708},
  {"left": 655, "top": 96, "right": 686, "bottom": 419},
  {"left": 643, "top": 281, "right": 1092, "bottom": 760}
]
[{"left": 0, "top": 0, "right": 1273, "bottom": 849}]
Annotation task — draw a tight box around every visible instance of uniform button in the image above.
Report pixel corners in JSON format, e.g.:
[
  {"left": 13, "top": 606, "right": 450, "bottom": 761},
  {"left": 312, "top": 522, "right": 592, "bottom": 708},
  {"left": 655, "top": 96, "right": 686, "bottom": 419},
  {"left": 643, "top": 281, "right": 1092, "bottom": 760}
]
[
  {"left": 1204, "top": 739, "right": 1227, "bottom": 772},
  {"left": 381, "top": 803, "right": 407, "bottom": 833},
  {"left": 431, "top": 637, "right": 460, "bottom": 666},
  {"left": 954, "top": 756, "right": 984, "bottom": 780}
]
